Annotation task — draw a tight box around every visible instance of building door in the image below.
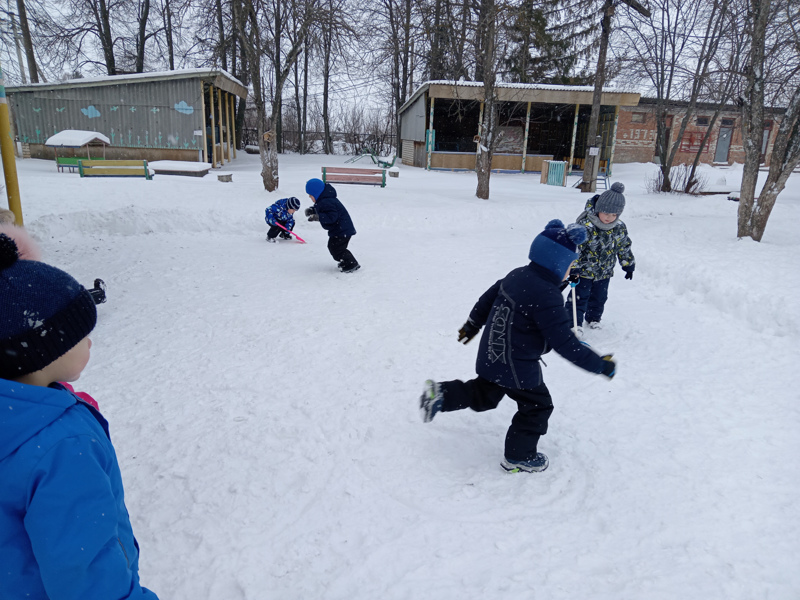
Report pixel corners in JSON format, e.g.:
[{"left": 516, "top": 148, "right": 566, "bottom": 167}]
[{"left": 714, "top": 127, "right": 732, "bottom": 163}]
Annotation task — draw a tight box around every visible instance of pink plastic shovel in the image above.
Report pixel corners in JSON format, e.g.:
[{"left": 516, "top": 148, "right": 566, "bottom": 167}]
[{"left": 275, "top": 222, "right": 306, "bottom": 243}]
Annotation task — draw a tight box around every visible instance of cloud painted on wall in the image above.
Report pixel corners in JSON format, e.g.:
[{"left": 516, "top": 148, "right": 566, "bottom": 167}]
[
  {"left": 81, "top": 105, "right": 101, "bottom": 118},
  {"left": 174, "top": 101, "right": 194, "bottom": 115}
]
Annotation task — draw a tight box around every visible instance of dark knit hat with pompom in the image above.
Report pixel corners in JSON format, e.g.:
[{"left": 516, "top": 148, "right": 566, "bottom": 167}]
[
  {"left": 595, "top": 182, "right": 626, "bottom": 215},
  {"left": 0, "top": 234, "right": 96, "bottom": 380},
  {"left": 286, "top": 197, "right": 301, "bottom": 211},
  {"left": 528, "top": 219, "right": 588, "bottom": 280}
]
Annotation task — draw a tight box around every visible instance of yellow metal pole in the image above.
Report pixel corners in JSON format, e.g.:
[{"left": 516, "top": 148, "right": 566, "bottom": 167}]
[{"left": 0, "top": 61, "right": 22, "bottom": 224}]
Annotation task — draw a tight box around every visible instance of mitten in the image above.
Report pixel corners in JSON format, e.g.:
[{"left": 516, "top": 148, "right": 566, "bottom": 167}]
[
  {"left": 567, "top": 271, "right": 581, "bottom": 284},
  {"left": 623, "top": 266, "right": 634, "bottom": 280},
  {"left": 457, "top": 319, "right": 481, "bottom": 344},
  {"left": 304, "top": 206, "right": 316, "bottom": 218},
  {"left": 308, "top": 213, "right": 320, "bottom": 222},
  {"left": 600, "top": 354, "right": 616, "bottom": 379}
]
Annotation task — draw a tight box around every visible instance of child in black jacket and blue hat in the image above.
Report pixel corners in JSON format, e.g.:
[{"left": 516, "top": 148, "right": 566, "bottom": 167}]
[
  {"left": 304, "top": 178, "right": 360, "bottom": 273},
  {"left": 419, "top": 219, "right": 617, "bottom": 473}
]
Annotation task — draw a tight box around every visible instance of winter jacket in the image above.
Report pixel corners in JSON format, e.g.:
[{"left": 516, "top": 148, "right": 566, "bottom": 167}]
[
  {"left": 314, "top": 184, "right": 356, "bottom": 237},
  {"left": 265, "top": 198, "right": 297, "bottom": 230},
  {"left": 0, "top": 379, "right": 159, "bottom": 600},
  {"left": 574, "top": 196, "right": 635, "bottom": 280},
  {"left": 470, "top": 262, "right": 608, "bottom": 390}
]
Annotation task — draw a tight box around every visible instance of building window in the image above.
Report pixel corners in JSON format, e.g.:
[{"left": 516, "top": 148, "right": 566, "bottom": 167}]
[
  {"left": 721, "top": 118, "right": 734, "bottom": 126},
  {"left": 631, "top": 112, "right": 646, "bottom": 123},
  {"left": 696, "top": 116, "right": 710, "bottom": 126}
]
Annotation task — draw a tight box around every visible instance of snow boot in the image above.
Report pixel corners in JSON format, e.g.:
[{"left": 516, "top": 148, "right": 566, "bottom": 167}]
[
  {"left": 588, "top": 321, "right": 602, "bottom": 330},
  {"left": 89, "top": 278, "right": 107, "bottom": 305},
  {"left": 419, "top": 379, "right": 443, "bottom": 423},
  {"left": 501, "top": 453, "right": 549, "bottom": 473},
  {"left": 266, "top": 236, "right": 277, "bottom": 243},
  {"left": 341, "top": 263, "right": 361, "bottom": 274},
  {"left": 279, "top": 231, "right": 292, "bottom": 240}
]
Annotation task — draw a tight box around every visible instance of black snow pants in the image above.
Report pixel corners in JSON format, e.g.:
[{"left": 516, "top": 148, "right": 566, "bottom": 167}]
[
  {"left": 439, "top": 376, "right": 554, "bottom": 462},
  {"left": 327, "top": 235, "right": 359, "bottom": 270}
]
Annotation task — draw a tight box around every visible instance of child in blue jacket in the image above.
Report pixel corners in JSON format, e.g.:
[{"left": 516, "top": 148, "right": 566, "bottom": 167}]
[
  {"left": 304, "top": 178, "right": 360, "bottom": 273},
  {"left": 265, "top": 196, "right": 301, "bottom": 242},
  {"left": 419, "top": 220, "right": 617, "bottom": 474},
  {"left": 0, "top": 234, "right": 159, "bottom": 600}
]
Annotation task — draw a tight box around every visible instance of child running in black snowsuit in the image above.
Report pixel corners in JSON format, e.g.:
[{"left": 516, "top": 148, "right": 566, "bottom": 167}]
[
  {"left": 419, "top": 219, "right": 617, "bottom": 473},
  {"left": 265, "top": 197, "right": 301, "bottom": 242},
  {"left": 565, "top": 182, "right": 635, "bottom": 334},
  {"left": 304, "top": 178, "right": 360, "bottom": 273}
]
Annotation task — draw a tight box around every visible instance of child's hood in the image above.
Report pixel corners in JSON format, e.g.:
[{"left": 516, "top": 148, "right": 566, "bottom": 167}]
[{"left": 0, "top": 379, "right": 76, "bottom": 461}]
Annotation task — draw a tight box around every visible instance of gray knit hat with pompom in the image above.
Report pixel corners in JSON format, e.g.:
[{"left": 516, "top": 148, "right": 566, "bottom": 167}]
[{"left": 595, "top": 182, "right": 626, "bottom": 215}]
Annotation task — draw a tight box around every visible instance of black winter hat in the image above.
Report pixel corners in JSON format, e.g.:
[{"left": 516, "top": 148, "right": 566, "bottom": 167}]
[
  {"left": 595, "top": 182, "right": 626, "bottom": 215},
  {"left": 286, "top": 197, "right": 301, "bottom": 211},
  {"left": 0, "top": 234, "right": 97, "bottom": 380}
]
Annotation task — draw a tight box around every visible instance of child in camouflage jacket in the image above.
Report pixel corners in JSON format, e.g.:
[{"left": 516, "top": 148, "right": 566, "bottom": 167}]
[{"left": 565, "top": 182, "right": 635, "bottom": 332}]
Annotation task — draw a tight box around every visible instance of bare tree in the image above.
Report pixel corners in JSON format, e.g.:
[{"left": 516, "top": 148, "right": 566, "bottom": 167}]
[{"left": 738, "top": 0, "right": 800, "bottom": 241}]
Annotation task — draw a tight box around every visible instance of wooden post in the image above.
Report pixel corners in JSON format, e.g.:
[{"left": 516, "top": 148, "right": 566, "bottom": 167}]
[
  {"left": 217, "top": 87, "right": 225, "bottom": 164},
  {"left": 209, "top": 84, "right": 216, "bottom": 167},
  {"left": 426, "top": 96, "right": 435, "bottom": 171},
  {"left": 568, "top": 104, "right": 580, "bottom": 175},
  {"left": 521, "top": 101, "right": 531, "bottom": 173},
  {"left": 608, "top": 105, "right": 620, "bottom": 178},
  {"left": 229, "top": 93, "right": 237, "bottom": 158},
  {"left": 223, "top": 91, "right": 231, "bottom": 161},
  {"left": 200, "top": 82, "right": 208, "bottom": 164}
]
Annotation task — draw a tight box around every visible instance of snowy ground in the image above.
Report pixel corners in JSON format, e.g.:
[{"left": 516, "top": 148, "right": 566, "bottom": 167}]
[{"left": 5, "top": 153, "right": 799, "bottom": 599}]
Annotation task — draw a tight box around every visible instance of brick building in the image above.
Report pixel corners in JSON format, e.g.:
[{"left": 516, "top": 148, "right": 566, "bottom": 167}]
[{"left": 608, "top": 98, "right": 784, "bottom": 167}]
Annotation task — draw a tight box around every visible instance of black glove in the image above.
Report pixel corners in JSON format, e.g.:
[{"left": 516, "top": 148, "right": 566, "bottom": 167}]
[
  {"left": 623, "top": 266, "right": 634, "bottom": 280},
  {"left": 304, "top": 206, "right": 316, "bottom": 218},
  {"left": 600, "top": 354, "right": 616, "bottom": 379},
  {"left": 88, "top": 278, "right": 107, "bottom": 305},
  {"left": 567, "top": 271, "right": 581, "bottom": 284},
  {"left": 308, "top": 213, "right": 320, "bottom": 222},
  {"left": 457, "top": 320, "right": 481, "bottom": 344}
]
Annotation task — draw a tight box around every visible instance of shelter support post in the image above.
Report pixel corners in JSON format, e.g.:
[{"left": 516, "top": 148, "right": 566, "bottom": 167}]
[
  {"left": 521, "top": 102, "right": 531, "bottom": 173},
  {"left": 0, "top": 62, "right": 22, "bottom": 224},
  {"left": 228, "top": 93, "right": 237, "bottom": 158},
  {"left": 426, "top": 96, "right": 435, "bottom": 171},
  {"left": 209, "top": 84, "right": 217, "bottom": 167},
  {"left": 608, "top": 105, "right": 620, "bottom": 178},
  {"left": 568, "top": 104, "right": 579, "bottom": 176},
  {"left": 200, "top": 82, "right": 208, "bottom": 164},
  {"left": 217, "top": 87, "right": 225, "bottom": 164}
]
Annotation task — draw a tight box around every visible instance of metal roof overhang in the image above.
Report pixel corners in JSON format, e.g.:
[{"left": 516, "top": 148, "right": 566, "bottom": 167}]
[
  {"left": 427, "top": 83, "right": 640, "bottom": 107},
  {"left": 7, "top": 70, "right": 248, "bottom": 99}
]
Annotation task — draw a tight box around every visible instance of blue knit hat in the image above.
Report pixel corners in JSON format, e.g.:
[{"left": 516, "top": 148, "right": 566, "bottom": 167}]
[
  {"left": 528, "top": 219, "right": 588, "bottom": 280},
  {"left": 0, "top": 234, "right": 97, "bottom": 380},
  {"left": 286, "top": 197, "right": 301, "bottom": 210},
  {"left": 305, "top": 178, "right": 326, "bottom": 200}
]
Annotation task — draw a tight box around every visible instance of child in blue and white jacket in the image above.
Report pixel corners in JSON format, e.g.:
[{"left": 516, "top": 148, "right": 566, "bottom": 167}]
[
  {"left": 0, "top": 234, "right": 159, "bottom": 600},
  {"left": 265, "top": 196, "right": 301, "bottom": 242}
]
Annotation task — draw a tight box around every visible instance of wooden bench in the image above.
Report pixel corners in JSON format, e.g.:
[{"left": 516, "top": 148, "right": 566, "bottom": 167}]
[
  {"left": 78, "top": 160, "right": 153, "bottom": 180},
  {"left": 321, "top": 166, "right": 386, "bottom": 187},
  {"left": 57, "top": 157, "right": 104, "bottom": 173}
]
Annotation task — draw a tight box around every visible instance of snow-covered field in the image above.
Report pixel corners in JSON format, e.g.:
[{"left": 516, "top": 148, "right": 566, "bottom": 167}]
[{"left": 6, "top": 153, "right": 799, "bottom": 599}]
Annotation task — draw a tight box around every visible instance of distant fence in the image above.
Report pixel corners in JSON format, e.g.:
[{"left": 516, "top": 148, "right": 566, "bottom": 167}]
[{"left": 240, "top": 128, "right": 396, "bottom": 156}]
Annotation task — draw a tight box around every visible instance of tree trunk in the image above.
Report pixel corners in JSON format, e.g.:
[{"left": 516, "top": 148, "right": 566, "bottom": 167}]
[
  {"left": 16, "top": 0, "right": 38, "bottom": 83},
  {"left": 216, "top": 0, "right": 227, "bottom": 71},
  {"left": 164, "top": 0, "right": 175, "bottom": 69},
  {"left": 737, "top": 0, "right": 770, "bottom": 238},
  {"left": 135, "top": 0, "right": 151, "bottom": 73},
  {"left": 580, "top": 0, "right": 613, "bottom": 193},
  {"left": 95, "top": 0, "right": 117, "bottom": 75},
  {"left": 302, "top": 36, "right": 308, "bottom": 154},
  {"left": 475, "top": 0, "right": 496, "bottom": 200},
  {"left": 322, "top": 19, "right": 332, "bottom": 154}
]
